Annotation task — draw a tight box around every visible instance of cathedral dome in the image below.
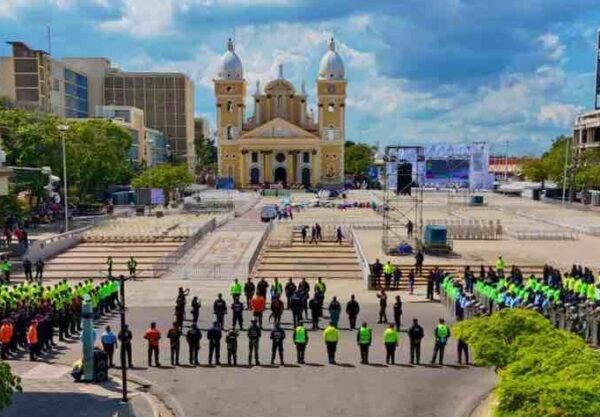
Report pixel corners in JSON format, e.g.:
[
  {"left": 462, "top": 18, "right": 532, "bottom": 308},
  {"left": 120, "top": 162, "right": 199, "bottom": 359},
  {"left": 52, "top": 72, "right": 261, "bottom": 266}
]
[
  {"left": 217, "top": 38, "right": 244, "bottom": 80},
  {"left": 318, "top": 38, "right": 345, "bottom": 80}
]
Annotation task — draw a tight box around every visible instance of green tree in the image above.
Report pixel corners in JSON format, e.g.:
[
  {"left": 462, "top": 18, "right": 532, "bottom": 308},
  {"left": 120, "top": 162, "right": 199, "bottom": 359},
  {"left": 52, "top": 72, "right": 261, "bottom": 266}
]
[
  {"left": 344, "top": 143, "right": 373, "bottom": 175},
  {"left": 131, "top": 163, "right": 193, "bottom": 201},
  {"left": 194, "top": 134, "right": 217, "bottom": 173},
  {"left": 521, "top": 158, "right": 549, "bottom": 184},
  {"left": 454, "top": 309, "right": 600, "bottom": 417},
  {"left": 0, "top": 362, "right": 21, "bottom": 411}
]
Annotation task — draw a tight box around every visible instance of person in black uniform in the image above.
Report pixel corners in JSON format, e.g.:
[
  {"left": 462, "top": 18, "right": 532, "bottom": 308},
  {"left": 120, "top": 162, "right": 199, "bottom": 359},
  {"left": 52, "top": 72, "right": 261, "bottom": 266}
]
[
  {"left": 213, "top": 294, "right": 227, "bottom": 329},
  {"left": 207, "top": 322, "right": 222, "bottom": 366},
  {"left": 408, "top": 318, "right": 424, "bottom": 365},
  {"left": 244, "top": 278, "right": 255, "bottom": 310},
  {"left": 167, "top": 321, "right": 181, "bottom": 366},
  {"left": 186, "top": 323, "right": 201, "bottom": 366},
  {"left": 23, "top": 258, "right": 33, "bottom": 282},
  {"left": 372, "top": 259, "right": 383, "bottom": 288},
  {"left": 247, "top": 319, "right": 261, "bottom": 366},
  {"left": 393, "top": 296, "right": 403, "bottom": 331},
  {"left": 298, "top": 278, "right": 310, "bottom": 319},
  {"left": 226, "top": 329, "right": 239, "bottom": 366},
  {"left": 191, "top": 297, "right": 201, "bottom": 324},
  {"left": 118, "top": 324, "right": 133, "bottom": 368},
  {"left": 270, "top": 323, "right": 286, "bottom": 365},
  {"left": 290, "top": 290, "right": 303, "bottom": 327},
  {"left": 376, "top": 289, "right": 388, "bottom": 323},
  {"left": 346, "top": 294, "right": 360, "bottom": 330},
  {"left": 426, "top": 271, "right": 435, "bottom": 301},
  {"left": 231, "top": 298, "right": 244, "bottom": 330},
  {"left": 309, "top": 296, "right": 321, "bottom": 330},
  {"left": 256, "top": 278, "right": 269, "bottom": 298},
  {"left": 284, "top": 278, "right": 296, "bottom": 310}
]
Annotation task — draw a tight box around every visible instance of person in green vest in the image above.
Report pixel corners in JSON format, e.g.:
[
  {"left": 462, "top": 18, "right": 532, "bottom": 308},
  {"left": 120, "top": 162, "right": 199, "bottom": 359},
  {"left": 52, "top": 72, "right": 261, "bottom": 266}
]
[
  {"left": 1, "top": 256, "right": 12, "bottom": 284},
  {"left": 230, "top": 278, "right": 242, "bottom": 302},
  {"left": 430, "top": 318, "right": 450, "bottom": 366},
  {"left": 383, "top": 261, "right": 394, "bottom": 289},
  {"left": 293, "top": 323, "right": 308, "bottom": 364},
  {"left": 383, "top": 323, "right": 399, "bottom": 365},
  {"left": 496, "top": 255, "right": 505, "bottom": 277},
  {"left": 271, "top": 277, "right": 283, "bottom": 299},
  {"left": 127, "top": 257, "right": 138, "bottom": 279},
  {"left": 314, "top": 277, "right": 326, "bottom": 296},
  {"left": 106, "top": 256, "right": 114, "bottom": 278},
  {"left": 357, "top": 322, "right": 373, "bottom": 364},
  {"left": 323, "top": 322, "right": 339, "bottom": 364}
]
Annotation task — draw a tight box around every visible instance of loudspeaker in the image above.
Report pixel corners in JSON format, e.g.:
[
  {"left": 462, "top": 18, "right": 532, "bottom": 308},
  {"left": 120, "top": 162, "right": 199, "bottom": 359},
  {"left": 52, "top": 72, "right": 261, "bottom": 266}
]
[
  {"left": 93, "top": 349, "right": 109, "bottom": 382},
  {"left": 396, "top": 163, "right": 412, "bottom": 195}
]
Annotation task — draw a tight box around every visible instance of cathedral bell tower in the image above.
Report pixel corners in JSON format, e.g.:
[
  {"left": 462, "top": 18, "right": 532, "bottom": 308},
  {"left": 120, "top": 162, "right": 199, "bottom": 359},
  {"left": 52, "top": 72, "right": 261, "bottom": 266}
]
[
  {"left": 316, "top": 38, "right": 346, "bottom": 184},
  {"left": 214, "top": 38, "right": 247, "bottom": 182}
]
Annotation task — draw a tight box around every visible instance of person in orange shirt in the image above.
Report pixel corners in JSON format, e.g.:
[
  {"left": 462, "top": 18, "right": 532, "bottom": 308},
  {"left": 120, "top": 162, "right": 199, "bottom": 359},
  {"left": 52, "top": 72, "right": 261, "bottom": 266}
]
[
  {"left": 0, "top": 320, "right": 13, "bottom": 359},
  {"left": 144, "top": 322, "right": 162, "bottom": 367},
  {"left": 250, "top": 294, "right": 266, "bottom": 329},
  {"left": 27, "top": 320, "right": 39, "bottom": 361}
]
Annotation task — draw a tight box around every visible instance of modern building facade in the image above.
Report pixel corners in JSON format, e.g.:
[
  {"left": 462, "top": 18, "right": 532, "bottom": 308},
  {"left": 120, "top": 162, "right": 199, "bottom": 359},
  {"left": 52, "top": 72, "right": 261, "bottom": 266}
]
[
  {"left": 573, "top": 109, "right": 600, "bottom": 151},
  {"left": 95, "top": 105, "right": 169, "bottom": 167},
  {"left": 103, "top": 69, "right": 195, "bottom": 168},
  {"left": 214, "top": 38, "right": 346, "bottom": 188},
  {"left": 1, "top": 42, "right": 195, "bottom": 171}
]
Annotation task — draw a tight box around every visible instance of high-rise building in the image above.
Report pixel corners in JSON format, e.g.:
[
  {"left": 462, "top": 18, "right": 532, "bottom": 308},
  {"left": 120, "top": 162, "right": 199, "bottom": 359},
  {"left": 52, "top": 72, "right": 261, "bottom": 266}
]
[
  {"left": 103, "top": 69, "right": 195, "bottom": 168},
  {"left": 1, "top": 42, "right": 196, "bottom": 170}
]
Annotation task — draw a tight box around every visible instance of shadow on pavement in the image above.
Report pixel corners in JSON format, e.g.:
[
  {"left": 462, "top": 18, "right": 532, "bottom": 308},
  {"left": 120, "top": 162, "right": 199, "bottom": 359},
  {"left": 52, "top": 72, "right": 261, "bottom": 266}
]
[
  {"left": 393, "top": 363, "right": 415, "bottom": 368},
  {"left": 444, "top": 364, "right": 469, "bottom": 370},
  {"left": 335, "top": 363, "right": 355, "bottom": 368},
  {"left": 3, "top": 391, "right": 124, "bottom": 417},
  {"left": 303, "top": 362, "right": 325, "bottom": 367}
]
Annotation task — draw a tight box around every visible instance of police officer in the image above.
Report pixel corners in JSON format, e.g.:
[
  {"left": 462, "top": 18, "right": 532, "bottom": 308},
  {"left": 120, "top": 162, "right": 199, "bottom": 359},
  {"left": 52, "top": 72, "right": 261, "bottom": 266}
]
[
  {"left": 191, "top": 296, "right": 201, "bottom": 324},
  {"left": 431, "top": 318, "right": 450, "bottom": 366},
  {"left": 346, "top": 295, "right": 360, "bottom": 330},
  {"left": 290, "top": 290, "right": 303, "bottom": 327},
  {"left": 186, "top": 323, "right": 201, "bottom": 366},
  {"left": 247, "top": 319, "right": 261, "bottom": 366},
  {"left": 299, "top": 278, "right": 310, "bottom": 319},
  {"left": 309, "top": 296, "right": 322, "bottom": 330},
  {"left": 231, "top": 297, "right": 244, "bottom": 330},
  {"left": 323, "top": 322, "right": 339, "bottom": 364},
  {"left": 457, "top": 338, "right": 469, "bottom": 365},
  {"left": 118, "top": 324, "right": 133, "bottom": 368},
  {"left": 270, "top": 323, "right": 286, "bottom": 365},
  {"left": 383, "top": 261, "right": 394, "bottom": 289},
  {"left": 213, "top": 294, "right": 227, "bottom": 329},
  {"left": 328, "top": 296, "right": 341, "bottom": 328},
  {"left": 167, "top": 321, "right": 181, "bottom": 366},
  {"left": 226, "top": 329, "right": 239, "bottom": 366},
  {"left": 408, "top": 318, "right": 424, "bottom": 365},
  {"left": 230, "top": 278, "right": 242, "bottom": 303},
  {"left": 127, "top": 257, "right": 137, "bottom": 278},
  {"left": 383, "top": 323, "right": 399, "bottom": 365},
  {"left": 207, "top": 321, "right": 222, "bottom": 366},
  {"left": 377, "top": 289, "right": 388, "bottom": 323},
  {"left": 285, "top": 278, "right": 297, "bottom": 309},
  {"left": 357, "top": 322, "right": 372, "bottom": 364},
  {"left": 244, "top": 278, "right": 255, "bottom": 310},
  {"left": 293, "top": 323, "right": 308, "bottom": 364},
  {"left": 101, "top": 325, "right": 118, "bottom": 367},
  {"left": 393, "top": 295, "right": 403, "bottom": 331}
]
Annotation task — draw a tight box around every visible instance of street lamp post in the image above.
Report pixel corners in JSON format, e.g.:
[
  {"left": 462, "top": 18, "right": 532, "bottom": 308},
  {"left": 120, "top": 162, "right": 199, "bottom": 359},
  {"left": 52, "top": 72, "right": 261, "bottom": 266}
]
[
  {"left": 118, "top": 274, "right": 132, "bottom": 403},
  {"left": 57, "top": 124, "right": 70, "bottom": 232}
]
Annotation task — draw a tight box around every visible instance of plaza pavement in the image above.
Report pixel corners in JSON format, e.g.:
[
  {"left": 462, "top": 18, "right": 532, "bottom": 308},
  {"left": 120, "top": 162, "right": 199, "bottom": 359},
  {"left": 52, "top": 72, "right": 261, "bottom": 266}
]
[{"left": 54, "top": 278, "right": 496, "bottom": 417}]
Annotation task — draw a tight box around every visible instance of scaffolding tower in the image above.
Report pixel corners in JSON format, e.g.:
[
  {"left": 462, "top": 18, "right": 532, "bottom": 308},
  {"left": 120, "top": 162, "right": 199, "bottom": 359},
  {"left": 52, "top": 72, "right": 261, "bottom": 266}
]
[{"left": 381, "top": 145, "right": 425, "bottom": 255}]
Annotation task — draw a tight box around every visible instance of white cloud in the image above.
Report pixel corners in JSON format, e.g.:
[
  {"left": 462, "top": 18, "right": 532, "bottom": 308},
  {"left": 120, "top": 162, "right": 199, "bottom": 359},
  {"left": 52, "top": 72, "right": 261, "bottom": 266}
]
[
  {"left": 538, "top": 33, "right": 565, "bottom": 61},
  {"left": 538, "top": 103, "right": 583, "bottom": 128},
  {"left": 98, "top": 0, "right": 177, "bottom": 38},
  {"left": 0, "top": 0, "right": 36, "bottom": 16}
]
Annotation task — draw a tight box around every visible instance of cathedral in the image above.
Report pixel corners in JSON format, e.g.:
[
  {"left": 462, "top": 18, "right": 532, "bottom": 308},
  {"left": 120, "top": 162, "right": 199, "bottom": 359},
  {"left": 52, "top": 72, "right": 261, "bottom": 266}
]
[{"left": 214, "top": 38, "right": 346, "bottom": 188}]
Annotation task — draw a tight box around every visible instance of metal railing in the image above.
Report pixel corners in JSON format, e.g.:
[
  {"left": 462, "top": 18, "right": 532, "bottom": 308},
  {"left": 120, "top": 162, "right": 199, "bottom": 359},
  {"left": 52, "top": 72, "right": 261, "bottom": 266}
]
[{"left": 351, "top": 228, "right": 371, "bottom": 290}]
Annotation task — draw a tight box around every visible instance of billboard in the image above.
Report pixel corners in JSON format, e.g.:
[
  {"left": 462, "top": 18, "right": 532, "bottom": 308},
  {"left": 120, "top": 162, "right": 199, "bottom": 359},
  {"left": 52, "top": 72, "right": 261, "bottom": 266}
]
[{"left": 425, "top": 159, "right": 470, "bottom": 180}]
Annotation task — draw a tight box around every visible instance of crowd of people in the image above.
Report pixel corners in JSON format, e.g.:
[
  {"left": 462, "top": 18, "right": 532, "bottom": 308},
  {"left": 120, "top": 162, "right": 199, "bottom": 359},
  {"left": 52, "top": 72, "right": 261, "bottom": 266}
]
[
  {"left": 126, "top": 278, "right": 464, "bottom": 368},
  {"left": 0, "top": 278, "right": 120, "bottom": 361},
  {"left": 442, "top": 258, "right": 600, "bottom": 331}
]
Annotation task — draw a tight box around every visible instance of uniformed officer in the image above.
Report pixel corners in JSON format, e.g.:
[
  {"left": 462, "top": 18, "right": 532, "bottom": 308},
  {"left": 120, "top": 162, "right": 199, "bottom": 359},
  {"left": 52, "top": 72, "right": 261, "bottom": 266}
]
[
  {"left": 230, "top": 279, "right": 242, "bottom": 302},
  {"left": 270, "top": 323, "right": 286, "bottom": 365},
  {"left": 247, "top": 319, "right": 262, "bottom": 366},
  {"left": 213, "top": 294, "right": 227, "bottom": 329},
  {"left": 357, "top": 322, "right": 373, "bottom": 364},
  {"left": 293, "top": 323, "right": 308, "bottom": 364},
  {"left": 383, "top": 323, "right": 399, "bottom": 365},
  {"left": 231, "top": 298, "right": 244, "bottom": 330},
  {"left": 167, "top": 321, "right": 181, "bottom": 366},
  {"left": 186, "top": 323, "right": 201, "bottom": 366},
  {"left": 431, "top": 318, "right": 450, "bottom": 366},
  {"left": 323, "top": 322, "right": 339, "bottom": 364}
]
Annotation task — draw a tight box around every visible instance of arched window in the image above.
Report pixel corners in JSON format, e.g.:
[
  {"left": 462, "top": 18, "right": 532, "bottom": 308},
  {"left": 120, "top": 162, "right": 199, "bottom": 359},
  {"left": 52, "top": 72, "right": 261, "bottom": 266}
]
[
  {"left": 250, "top": 167, "right": 260, "bottom": 185},
  {"left": 226, "top": 125, "right": 234, "bottom": 140},
  {"left": 226, "top": 100, "right": 234, "bottom": 112},
  {"left": 328, "top": 103, "right": 335, "bottom": 112}
]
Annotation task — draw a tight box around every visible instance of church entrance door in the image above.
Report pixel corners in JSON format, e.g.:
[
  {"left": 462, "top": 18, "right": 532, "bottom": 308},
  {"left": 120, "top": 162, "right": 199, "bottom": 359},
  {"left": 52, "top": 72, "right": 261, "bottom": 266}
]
[
  {"left": 274, "top": 167, "right": 287, "bottom": 184},
  {"left": 301, "top": 167, "right": 311, "bottom": 188}
]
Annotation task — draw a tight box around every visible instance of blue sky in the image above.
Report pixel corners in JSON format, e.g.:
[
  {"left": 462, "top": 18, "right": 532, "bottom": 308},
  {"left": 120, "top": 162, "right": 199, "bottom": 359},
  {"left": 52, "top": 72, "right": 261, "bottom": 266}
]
[{"left": 1, "top": 0, "right": 599, "bottom": 155}]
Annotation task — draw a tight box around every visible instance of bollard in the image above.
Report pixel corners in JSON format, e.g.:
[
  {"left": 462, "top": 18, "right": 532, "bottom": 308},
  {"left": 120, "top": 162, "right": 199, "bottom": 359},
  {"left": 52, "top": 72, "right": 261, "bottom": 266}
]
[{"left": 81, "top": 294, "right": 95, "bottom": 382}]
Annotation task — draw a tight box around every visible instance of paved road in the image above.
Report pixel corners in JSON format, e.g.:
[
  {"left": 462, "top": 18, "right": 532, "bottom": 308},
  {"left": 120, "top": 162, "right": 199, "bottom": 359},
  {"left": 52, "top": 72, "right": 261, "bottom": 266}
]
[{"left": 55, "top": 279, "right": 496, "bottom": 417}]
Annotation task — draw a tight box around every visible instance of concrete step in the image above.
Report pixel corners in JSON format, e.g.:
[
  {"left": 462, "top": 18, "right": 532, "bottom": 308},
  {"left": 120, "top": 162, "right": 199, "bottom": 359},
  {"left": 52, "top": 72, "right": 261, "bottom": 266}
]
[
  {"left": 255, "top": 264, "right": 362, "bottom": 272},
  {"left": 253, "top": 270, "right": 363, "bottom": 279},
  {"left": 267, "top": 247, "right": 356, "bottom": 253},
  {"left": 257, "top": 258, "right": 361, "bottom": 265}
]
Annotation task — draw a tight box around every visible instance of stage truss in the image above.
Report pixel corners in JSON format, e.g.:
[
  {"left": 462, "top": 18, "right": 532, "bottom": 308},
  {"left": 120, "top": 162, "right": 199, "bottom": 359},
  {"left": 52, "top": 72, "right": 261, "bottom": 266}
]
[{"left": 382, "top": 145, "right": 425, "bottom": 255}]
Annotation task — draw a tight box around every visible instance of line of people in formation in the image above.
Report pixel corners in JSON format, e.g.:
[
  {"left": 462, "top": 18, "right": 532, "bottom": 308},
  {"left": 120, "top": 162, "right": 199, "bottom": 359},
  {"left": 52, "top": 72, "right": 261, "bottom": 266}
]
[
  {"left": 96, "top": 278, "right": 468, "bottom": 369},
  {"left": 0, "top": 278, "right": 120, "bottom": 361}
]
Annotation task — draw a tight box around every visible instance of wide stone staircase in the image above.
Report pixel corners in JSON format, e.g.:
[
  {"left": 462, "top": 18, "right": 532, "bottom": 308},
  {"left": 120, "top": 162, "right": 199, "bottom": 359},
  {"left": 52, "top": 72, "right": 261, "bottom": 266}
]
[
  {"left": 252, "top": 227, "right": 363, "bottom": 280},
  {"left": 21, "top": 238, "right": 183, "bottom": 280}
]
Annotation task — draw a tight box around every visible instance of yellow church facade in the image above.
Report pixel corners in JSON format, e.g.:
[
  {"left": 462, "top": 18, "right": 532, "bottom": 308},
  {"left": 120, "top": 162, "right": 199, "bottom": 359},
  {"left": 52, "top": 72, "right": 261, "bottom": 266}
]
[{"left": 214, "top": 38, "right": 346, "bottom": 188}]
